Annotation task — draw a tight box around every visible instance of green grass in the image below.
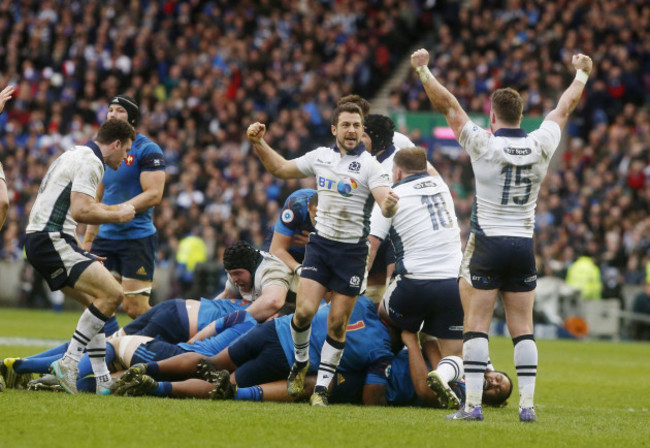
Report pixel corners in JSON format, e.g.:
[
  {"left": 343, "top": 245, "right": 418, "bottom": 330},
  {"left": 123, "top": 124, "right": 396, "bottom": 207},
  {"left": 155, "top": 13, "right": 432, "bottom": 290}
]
[{"left": 1, "top": 308, "right": 649, "bottom": 448}]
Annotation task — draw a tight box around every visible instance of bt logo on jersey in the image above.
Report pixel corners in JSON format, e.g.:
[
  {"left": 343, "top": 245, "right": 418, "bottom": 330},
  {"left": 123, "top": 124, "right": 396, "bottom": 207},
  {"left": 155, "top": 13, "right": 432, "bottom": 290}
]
[{"left": 318, "top": 175, "right": 358, "bottom": 197}]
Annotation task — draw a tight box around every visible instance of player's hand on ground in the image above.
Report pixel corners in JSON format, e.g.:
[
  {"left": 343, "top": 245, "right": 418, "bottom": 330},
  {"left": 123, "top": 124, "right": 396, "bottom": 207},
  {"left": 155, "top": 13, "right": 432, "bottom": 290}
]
[
  {"left": 117, "top": 203, "right": 136, "bottom": 222},
  {"left": 291, "top": 230, "right": 310, "bottom": 247},
  {"left": 0, "top": 85, "right": 15, "bottom": 113},
  {"left": 247, "top": 122, "right": 266, "bottom": 143},
  {"left": 572, "top": 53, "right": 592, "bottom": 75},
  {"left": 411, "top": 49, "right": 430, "bottom": 69}
]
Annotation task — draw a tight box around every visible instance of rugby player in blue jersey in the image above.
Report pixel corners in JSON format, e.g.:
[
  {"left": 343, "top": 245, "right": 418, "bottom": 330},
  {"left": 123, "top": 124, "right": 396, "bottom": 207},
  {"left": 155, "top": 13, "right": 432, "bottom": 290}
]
[
  {"left": 111, "top": 296, "right": 399, "bottom": 403},
  {"left": 263, "top": 188, "right": 317, "bottom": 275},
  {"left": 83, "top": 95, "right": 166, "bottom": 319}
]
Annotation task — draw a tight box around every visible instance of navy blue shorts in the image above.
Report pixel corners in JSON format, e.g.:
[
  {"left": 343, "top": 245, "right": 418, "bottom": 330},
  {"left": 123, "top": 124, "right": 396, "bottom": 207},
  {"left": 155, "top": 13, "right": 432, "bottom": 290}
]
[
  {"left": 329, "top": 370, "right": 365, "bottom": 404},
  {"left": 24, "top": 231, "right": 95, "bottom": 291},
  {"left": 122, "top": 299, "right": 190, "bottom": 343},
  {"left": 91, "top": 234, "right": 157, "bottom": 281},
  {"left": 227, "top": 321, "right": 290, "bottom": 388},
  {"left": 131, "top": 339, "right": 187, "bottom": 365},
  {"left": 383, "top": 276, "right": 464, "bottom": 338},
  {"left": 460, "top": 232, "right": 537, "bottom": 292},
  {"left": 301, "top": 233, "right": 368, "bottom": 296}
]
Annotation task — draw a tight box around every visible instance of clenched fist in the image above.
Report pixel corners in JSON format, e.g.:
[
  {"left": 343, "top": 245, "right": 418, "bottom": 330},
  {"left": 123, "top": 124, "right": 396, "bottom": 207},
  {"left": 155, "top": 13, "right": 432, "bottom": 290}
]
[
  {"left": 247, "top": 122, "right": 266, "bottom": 143},
  {"left": 572, "top": 53, "right": 593, "bottom": 75}
]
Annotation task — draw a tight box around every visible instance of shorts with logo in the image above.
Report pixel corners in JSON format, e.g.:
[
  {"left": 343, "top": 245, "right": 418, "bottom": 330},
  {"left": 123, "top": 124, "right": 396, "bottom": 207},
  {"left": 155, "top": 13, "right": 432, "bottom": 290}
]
[
  {"left": 301, "top": 233, "right": 368, "bottom": 296},
  {"left": 91, "top": 234, "right": 157, "bottom": 281},
  {"left": 24, "top": 231, "right": 95, "bottom": 291},
  {"left": 382, "top": 276, "right": 464, "bottom": 338},
  {"left": 227, "top": 321, "right": 291, "bottom": 388},
  {"left": 459, "top": 231, "right": 537, "bottom": 292}
]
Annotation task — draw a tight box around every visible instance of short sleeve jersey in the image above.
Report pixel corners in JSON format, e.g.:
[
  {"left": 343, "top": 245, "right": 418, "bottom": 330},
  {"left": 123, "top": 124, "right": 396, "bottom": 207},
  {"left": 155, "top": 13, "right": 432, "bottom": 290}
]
[
  {"left": 26, "top": 143, "right": 104, "bottom": 237},
  {"left": 376, "top": 131, "right": 415, "bottom": 182},
  {"left": 224, "top": 251, "right": 293, "bottom": 302},
  {"left": 294, "top": 145, "right": 390, "bottom": 243},
  {"left": 370, "top": 173, "right": 462, "bottom": 278},
  {"left": 98, "top": 133, "right": 165, "bottom": 240},
  {"left": 459, "top": 120, "right": 561, "bottom": 238}
]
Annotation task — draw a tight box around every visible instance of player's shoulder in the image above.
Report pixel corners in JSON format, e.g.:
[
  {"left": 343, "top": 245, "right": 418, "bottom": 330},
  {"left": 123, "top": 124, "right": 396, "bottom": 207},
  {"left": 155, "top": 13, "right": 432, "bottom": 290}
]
[
  {"left": 134, "top": 133, "right": 163, "bottom": 153},
  {"left": 392, "top": 131, "right": 414, "bottom": 149}
]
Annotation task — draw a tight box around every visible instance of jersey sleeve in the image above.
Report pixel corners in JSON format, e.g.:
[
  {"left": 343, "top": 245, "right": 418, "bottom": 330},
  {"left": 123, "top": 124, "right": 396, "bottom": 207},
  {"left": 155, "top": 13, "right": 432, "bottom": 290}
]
[
  {"left": 259, "top": 257, "right": 292, "bottom": 291},
  {"left": 530, "top": 120, "right": 562, "bottom": 159},
  {"left": 72, "top": 157, "right": 103, "bottom": 197},
  {"left": 294, "top": 148, "right": 320, "bottom": 177},
  {"left": 369, "top": 203, "right": 390, "bottom": 239},
  {"left": 139, "top": 141, "right": 166, "bottom": 171},
  {"left": 459, "top": 120, "right": 491, "bottom": 161},
  {"left": 367, "top": 158, "right": 391, "bottom": 190},
  {"left": 274, "top": 197, "right": 306, "bottom": 236},
  {"left": 364, "top": 356, "right": 391, "bottom": 385}
]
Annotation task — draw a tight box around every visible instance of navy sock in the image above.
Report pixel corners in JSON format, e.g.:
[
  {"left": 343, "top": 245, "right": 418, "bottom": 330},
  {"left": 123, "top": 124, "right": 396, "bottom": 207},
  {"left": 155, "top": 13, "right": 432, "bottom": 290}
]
[
  {"left": 234, "top": 386, "right": 263, "bottom": 402},
  {"left": 103, "top": 316, "right": 120, "bottom": 338},
  {"left": 15, "top": 354, "right": 61, "bottom": 374},
  {"left": 150, "top": 381, "right": 172, "bottom": 397},
  {"left": 146, "top": 362, "right": 159, "bottom": 375},
  {"left": 76, "top": 376, "right": 96, "bottom": 393}
]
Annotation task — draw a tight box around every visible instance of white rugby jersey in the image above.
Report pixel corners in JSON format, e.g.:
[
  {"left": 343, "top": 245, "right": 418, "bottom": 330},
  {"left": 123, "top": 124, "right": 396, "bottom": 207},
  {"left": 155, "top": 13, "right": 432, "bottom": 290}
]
[
  {"left": 26, "top": 143, "right": 105, "bottom": 237},
  {"left": 295, "top": 145, "right": 391, "bottom": 243},
  {"left": 370, "top": 173, "right": 462, "bottom": 279},
  {"left": 375, "top": 131, "right": 415, "bottom": 183},
  {"left": 459, "top": 120, "right": 561, "bottom": 238},
  {"left": 225, "top": 251, "right": 294, "bottom": 301}
]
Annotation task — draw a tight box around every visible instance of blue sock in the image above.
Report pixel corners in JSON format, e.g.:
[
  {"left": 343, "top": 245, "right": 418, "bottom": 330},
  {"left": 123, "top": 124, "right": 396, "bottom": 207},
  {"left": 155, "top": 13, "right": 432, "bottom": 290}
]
[
  {"left": 76, "top": 376, "right": 96, "bottom": 393},
  {"left": 149, "top": 381, "right": 172, "bottom": 397},
  {"left": 234, "top": 386, "right": 263, "bottom": 402},
  {"left": 14, "top": 354, "right": 61, "bottom": 374},
  {"left": 103, "top": 316, "right": 120, "bottom": 338},
  {"left": 23, "top": 343, "right": 69, "bottom": 360}
]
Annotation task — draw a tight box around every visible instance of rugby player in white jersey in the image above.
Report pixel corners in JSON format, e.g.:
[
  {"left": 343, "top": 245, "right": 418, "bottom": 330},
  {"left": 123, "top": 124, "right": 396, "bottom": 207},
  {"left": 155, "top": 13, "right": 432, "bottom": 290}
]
[
  {"left": 247, "top": 102, "right": 398, "bottom": 406},
  {"left": 411, "top": 48, "right": 593, "bottom": 422},
  {"left": 368, "top": 147, "right": 465, "bottom": 409},
  {"left": 24, "top": 118, "right": 136, "bottom": 394},
  {"left": 0, "top": 85, "right": 15, "bottom": 231}
]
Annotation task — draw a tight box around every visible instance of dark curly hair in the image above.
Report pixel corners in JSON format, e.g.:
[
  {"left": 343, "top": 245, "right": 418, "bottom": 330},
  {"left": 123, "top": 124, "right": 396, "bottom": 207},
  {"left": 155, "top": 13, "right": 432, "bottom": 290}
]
[
  {"left": 223, "top": 241, "right": 261, "bottom": 273},
  {"left": 364, "top": 114, "right": 395, "bottom": 155}
]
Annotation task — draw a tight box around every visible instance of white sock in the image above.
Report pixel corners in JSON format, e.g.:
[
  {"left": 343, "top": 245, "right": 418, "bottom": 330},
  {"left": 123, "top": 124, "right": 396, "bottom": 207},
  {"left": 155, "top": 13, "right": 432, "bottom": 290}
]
[
  {"left": 290, "top": 319, "right": 311, "bottom": 364},
  {"left": 316, "top": 336, "right": 345, "bottom": 389},
  {"left": 87, "top": 333, "right": 110, "bottom": 382},
  {"left": 463, "top": 333, "right": 489, "bottom": 410},
  {"left": 65, "top": 305, "right": 108, "bottom": 363},
  {"left": 436, "top": 356, "right": 463, "bottom": 383},
  {"left": 514, "top": 335, "right": 537, "bottom": 409}
]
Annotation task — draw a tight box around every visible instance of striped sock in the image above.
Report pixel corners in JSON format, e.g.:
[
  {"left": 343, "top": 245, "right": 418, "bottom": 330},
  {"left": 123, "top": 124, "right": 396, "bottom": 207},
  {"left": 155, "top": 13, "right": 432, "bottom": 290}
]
[
  {"left": 316, "top": 336, "right": 345, "bottom": 389},
  {"left": 513, "top": 334, "right": 537, "bottom": 408},
  {"left": 436, "top": 356, "right": 463, "bottom": 383},
  {"left": 290, "top": 318, "right": 311, "bottom": 364},
  {"left": 463, "top": 332, "right": 489, "bottom": 410},
  {"left": 65, "top": 304, "right": 108, "bottom": 363},
  {"left": 87, "top": 333, "right": 110, "bottom": 381}
]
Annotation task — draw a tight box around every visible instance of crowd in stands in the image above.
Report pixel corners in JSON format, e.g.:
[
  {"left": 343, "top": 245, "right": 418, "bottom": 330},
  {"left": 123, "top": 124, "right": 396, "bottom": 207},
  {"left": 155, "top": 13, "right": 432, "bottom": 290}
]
[{"left": 0, "top": 1, "right": 649, "bottom": 309}]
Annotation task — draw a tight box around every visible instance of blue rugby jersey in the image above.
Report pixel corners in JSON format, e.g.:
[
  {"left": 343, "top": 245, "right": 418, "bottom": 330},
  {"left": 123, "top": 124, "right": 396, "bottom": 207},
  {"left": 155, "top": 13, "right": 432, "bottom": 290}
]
[
  {"left": 97, "top": 133, "right": 165, "bottom": 239},
  {"left": 275, "top": 296, "right": 394, "bottom": 385},
  {"left": 262, "top": 188, "right": 316, "bottom": 257}
]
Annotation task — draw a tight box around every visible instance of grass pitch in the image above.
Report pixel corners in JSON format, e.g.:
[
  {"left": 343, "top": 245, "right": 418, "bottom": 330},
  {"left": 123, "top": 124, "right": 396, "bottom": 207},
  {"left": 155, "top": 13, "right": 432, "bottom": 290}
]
[{"left": 1, "top": 308, "right": 648, "bottom": 448}]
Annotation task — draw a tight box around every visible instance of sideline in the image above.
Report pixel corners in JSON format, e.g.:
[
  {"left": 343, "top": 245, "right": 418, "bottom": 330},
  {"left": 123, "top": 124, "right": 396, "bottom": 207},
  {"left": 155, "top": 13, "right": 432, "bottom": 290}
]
[{"left": 0, "top": 337, "right": 66, "bottom": 347}]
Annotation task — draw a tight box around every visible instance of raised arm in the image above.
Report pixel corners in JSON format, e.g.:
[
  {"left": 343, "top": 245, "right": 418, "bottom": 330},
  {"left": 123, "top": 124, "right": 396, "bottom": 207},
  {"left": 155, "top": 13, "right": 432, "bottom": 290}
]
[
  {"left": 70, "top": 191, "right": 135, "bottom": 225},
  {"left": 247, "top": 122, "right": 305, "bottom": 179},
  {"left": 411, "top": 49, "right": 470, "bottom": 140},
  {"left": 544, "top": 54, "right": 593, "bottom": 131}
]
